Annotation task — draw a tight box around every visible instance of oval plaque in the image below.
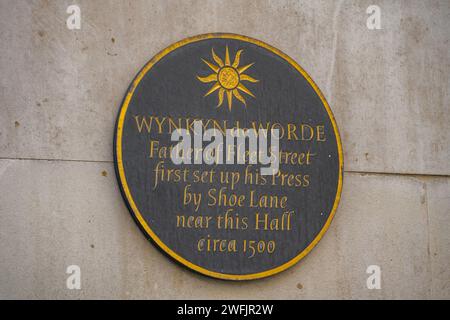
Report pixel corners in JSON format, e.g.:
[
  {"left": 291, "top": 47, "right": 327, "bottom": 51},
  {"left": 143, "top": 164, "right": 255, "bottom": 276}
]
[{"left": 114, "top": 34, "right": 343, "bottom": 280}]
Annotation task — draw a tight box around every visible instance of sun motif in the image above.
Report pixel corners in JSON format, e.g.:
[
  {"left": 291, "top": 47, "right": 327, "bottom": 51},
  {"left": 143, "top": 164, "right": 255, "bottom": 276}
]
[{"left": 197, "top": 46, "right": 259, "bottom": 111}]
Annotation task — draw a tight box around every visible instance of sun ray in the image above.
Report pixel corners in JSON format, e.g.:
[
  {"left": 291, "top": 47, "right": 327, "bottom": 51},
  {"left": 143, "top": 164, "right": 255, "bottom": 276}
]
[
  {"left": 233, "top": 89, "right": 246, "bottom": 106},
  {"left": 211, "top": 48, "right": 224, "bottom": 67},
  {"left": 217, "top": 88, "right": 225, "bottom": 107},
  {"left": 226, "top": 90, "right": 233, "bottom": 111},
  {"left": 232, "top": 50, "right": 243, "bottom": 68},
  {"left": 202, "top": 59, "right": 219, "bottom": 73},
  {"left": 204, "top": 82, "right": 221, "bottom": 97},
  {"left": 240, "top": 74, "right": 259, "bottom": 83},
  {"left": 237, "top": 83, "right": 255, "bottom": 98},
  {"left": 225, "top": 46, "right": 230, "bottom": 66},
  {"left": 238, "top": 63, "right": 254, "bottom": 74},
  {"left": 197, "top": 74, "right": 217, "bottom": 83}
]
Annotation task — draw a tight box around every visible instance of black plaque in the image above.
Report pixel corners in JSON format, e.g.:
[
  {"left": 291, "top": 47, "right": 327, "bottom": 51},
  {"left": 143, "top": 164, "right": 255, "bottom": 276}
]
[{"left": 114, "top": 34, "right": 343, "bottom": 280}]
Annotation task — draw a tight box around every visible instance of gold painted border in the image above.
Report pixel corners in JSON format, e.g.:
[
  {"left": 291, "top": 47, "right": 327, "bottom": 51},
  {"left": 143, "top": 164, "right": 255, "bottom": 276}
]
[{"left": 115, "top": 33, "right": 344, "bottom": 280}]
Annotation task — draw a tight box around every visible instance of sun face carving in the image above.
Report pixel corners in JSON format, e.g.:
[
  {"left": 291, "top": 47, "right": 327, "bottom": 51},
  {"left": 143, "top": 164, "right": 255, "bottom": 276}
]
[{"left": 197, "top": 46, "right": 259, "bottom": 111}]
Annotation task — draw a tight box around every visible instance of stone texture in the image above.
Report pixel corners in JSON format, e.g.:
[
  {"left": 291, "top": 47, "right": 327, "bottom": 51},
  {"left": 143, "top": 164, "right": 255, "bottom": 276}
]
[
  {"left": 0, "top": 0, "right": 448, "bottom": 299},
  {"left": 0, "top": 159, "right": 447, "bottom": 299},
  {"left": 0, "top": 0, "right": 449, "bottom": 175}
]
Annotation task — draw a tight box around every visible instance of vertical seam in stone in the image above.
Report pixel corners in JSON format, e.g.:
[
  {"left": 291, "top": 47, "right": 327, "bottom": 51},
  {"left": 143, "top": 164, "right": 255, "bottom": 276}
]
[{"left": 326, "top": 0, "right": 343, "bottom": 102}]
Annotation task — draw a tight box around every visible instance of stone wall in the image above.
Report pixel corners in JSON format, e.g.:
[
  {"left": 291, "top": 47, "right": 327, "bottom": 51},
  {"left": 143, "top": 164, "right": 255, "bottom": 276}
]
[{"left": 0, "top": 0, "right": 448, "bottom": 299}]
